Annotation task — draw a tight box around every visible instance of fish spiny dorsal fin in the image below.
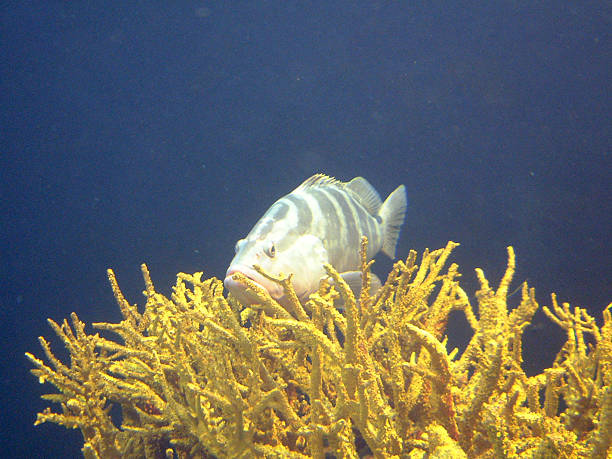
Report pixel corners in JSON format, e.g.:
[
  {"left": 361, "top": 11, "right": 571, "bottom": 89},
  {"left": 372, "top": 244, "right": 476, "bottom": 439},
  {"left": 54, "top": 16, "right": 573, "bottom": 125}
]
[
  {"left": 297, "top": 173, "right": 342, "bottom": 190},
  {"left": 345, "top": 176, "right": 382, "bottom": 215}
]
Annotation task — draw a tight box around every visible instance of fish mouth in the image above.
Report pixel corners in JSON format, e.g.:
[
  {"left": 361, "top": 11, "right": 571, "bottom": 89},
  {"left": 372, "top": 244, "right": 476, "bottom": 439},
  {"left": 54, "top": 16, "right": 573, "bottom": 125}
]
[{"left": 224, "top": 265, "right": 283, "bottom": 304}]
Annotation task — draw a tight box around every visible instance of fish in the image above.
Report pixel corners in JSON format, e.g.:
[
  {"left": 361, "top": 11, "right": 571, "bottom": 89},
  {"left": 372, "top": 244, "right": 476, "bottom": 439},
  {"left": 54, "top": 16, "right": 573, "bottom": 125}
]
[{"left": 224, "top": 174, "right": 407, "bottom": 307}]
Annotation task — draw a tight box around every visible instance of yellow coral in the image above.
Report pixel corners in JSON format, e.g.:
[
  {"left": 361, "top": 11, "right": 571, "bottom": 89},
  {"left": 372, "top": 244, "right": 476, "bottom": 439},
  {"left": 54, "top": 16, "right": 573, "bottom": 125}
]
[{"left": 26, "top": 240, "right": 611, "bottom": 458}]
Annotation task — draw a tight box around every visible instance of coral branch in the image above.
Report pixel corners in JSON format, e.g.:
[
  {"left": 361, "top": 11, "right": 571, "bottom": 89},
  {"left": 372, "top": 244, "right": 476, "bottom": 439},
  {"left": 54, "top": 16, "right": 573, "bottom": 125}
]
[{"left": 27, "top": 242, "right": 611, "bottom": 458}]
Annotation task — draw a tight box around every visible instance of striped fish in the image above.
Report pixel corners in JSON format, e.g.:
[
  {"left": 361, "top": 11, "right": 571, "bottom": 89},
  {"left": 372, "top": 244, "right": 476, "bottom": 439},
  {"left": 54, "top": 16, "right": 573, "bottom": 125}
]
[{"left": 224, "top": 174, "right": 407, "bottom": 307}]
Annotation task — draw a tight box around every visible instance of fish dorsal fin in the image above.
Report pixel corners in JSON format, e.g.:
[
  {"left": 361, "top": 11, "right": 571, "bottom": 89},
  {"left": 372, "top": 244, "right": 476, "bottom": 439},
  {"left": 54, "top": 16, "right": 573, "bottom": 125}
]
[
  {"left": 298, "top": 174, "right": 383, "bottom": 216},
  {"left": 345, "top": 176, "right": 382, "bottom": 215},
  {"left": 297, "top": 173, "right": 342, "bottom": 190}
]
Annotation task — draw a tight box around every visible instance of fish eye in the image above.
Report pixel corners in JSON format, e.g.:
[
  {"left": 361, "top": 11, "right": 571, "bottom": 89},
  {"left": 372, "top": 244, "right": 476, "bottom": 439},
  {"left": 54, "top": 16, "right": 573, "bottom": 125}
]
[{"left": 264, "top": 241, "right": 276, "bottom": 258}]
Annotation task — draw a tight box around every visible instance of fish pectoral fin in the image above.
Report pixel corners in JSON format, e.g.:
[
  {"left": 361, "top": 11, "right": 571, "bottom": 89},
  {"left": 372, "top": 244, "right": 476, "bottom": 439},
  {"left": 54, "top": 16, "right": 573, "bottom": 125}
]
[
  {"left": 338, "top": 271, "right": 383, "bottom": 299},
  {"left": 339, "top": 271, "right": 363, "bottom": 297},
  {"left": 369, "top": 273, "right": 382, "bottom": 294},
  {"left": 332, "top": 271, "right": 383, "bottom": 313}
]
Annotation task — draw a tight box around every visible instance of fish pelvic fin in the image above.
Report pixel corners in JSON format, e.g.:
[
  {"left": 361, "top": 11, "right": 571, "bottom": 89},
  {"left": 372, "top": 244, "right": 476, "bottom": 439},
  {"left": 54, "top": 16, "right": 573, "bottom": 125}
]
[{"left": 379, "top": 184, "right": 407, "bottom": 258}]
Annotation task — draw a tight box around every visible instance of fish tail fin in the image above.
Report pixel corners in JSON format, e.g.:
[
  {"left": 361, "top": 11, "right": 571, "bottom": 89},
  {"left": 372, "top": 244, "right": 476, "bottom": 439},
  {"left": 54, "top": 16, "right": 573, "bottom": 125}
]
[{"left": 379, "top": 185, "right": 407, "bottom": 258}]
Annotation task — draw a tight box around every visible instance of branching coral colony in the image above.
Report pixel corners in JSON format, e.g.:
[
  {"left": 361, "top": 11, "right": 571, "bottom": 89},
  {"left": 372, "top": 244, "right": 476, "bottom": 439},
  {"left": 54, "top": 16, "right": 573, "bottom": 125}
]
[{"left": 27, "top": 239, "right": 611, "bottom": 458}]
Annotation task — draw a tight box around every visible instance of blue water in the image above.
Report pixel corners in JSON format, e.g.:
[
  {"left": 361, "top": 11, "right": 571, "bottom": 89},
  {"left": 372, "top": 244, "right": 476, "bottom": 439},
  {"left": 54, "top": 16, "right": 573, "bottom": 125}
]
[{"left": 2, "top": 2, "right": 610, "bottom": 457}]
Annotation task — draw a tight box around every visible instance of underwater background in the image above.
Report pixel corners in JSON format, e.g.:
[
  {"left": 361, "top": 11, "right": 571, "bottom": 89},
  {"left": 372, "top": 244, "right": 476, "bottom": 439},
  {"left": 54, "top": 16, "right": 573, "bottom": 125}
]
[{"left": 1, "top": 2, "right": 610, "bottom": 457}]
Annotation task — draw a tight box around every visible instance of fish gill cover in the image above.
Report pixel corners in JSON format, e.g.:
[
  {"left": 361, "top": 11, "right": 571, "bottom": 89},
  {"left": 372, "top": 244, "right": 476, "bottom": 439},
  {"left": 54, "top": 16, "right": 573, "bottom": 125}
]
[{"left": 26, "top": 237, "right": 612, "bottom": 458}]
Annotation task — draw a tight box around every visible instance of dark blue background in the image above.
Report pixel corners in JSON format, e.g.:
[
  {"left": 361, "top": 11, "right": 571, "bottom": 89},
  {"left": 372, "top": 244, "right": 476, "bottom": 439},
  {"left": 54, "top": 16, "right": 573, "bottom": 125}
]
[{"left": 2, "top": 2, "right": 610, "bottom": 457}]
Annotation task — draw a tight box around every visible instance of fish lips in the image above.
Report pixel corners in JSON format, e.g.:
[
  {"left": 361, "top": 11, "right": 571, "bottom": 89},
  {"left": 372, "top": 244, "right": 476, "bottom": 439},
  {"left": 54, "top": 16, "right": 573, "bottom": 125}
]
[{"left": 224, "top": 265, "right": 284, "bottom": 304}]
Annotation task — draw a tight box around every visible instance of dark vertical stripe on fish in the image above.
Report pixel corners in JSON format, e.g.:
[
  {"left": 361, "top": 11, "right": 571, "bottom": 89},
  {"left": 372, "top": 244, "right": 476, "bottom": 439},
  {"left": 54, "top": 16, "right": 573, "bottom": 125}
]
[
  {"left": 268, "top": 201, "right": 289, "bottom": 220},
  {"left": 325, "top": 187, "right": 361, "bottom": 268},
  {"left": 283, "top": 194, "right": 313, "bottom": 232}
]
